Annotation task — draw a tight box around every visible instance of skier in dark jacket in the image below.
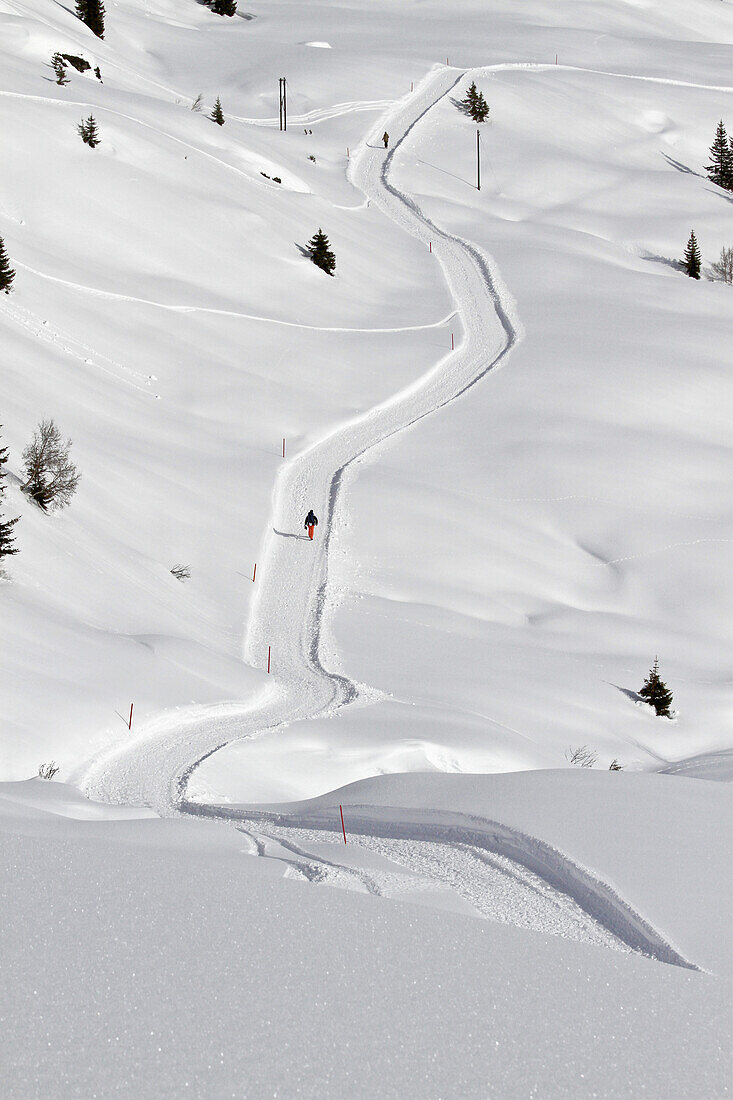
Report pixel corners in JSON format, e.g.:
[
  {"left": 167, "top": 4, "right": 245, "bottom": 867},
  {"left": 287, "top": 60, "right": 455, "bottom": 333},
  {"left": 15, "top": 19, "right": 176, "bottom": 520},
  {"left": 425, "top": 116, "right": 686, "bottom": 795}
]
[
  {"left": 304, "top": 509, "right": 318, "bottom": 540},
  {"left": 382, "top": 131, "right": 389, "bottom": 148}
]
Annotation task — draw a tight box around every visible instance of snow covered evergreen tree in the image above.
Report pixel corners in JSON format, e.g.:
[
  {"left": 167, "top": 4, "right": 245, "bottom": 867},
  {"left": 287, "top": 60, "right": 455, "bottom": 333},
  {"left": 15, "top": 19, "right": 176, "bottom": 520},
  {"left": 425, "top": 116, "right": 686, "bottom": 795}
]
[
  {"left": 307, "top": 228, "right": 336, "bottom": 275},
  {"left": 51, "top": 52, "right": 69, "bottom": 85},
  {"left": 0, "top": 428, "right": 19, "bottom": 562},
  {"left": 638, "top": 657, "right": 674, "bottom": 718},
  {"left": 682, "top": 230, "right": 701, "bottom": 279},
  {"left": 706, "top": 120, "right": 733, "bottom": 191},
  {"left": 210, "top": 97, "right": 225, "bottom": 125},
  {"left": 0, "top": 236, "right": 15, "bottom": 293},
  {"left": 75, "top": 0, "right": 105, "bottom": 38},
  {"left": 78, "top": 115, "right": 100, "bottom": 147}
]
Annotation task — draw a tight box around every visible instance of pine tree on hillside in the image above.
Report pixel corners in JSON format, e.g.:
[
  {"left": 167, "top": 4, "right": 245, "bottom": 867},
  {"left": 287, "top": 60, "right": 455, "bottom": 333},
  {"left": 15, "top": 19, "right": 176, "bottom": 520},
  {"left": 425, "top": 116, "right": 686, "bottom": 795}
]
[
  {"left": 458, "top": 81, "right": 489, "bottom": 122},
  {"left": 0, "top": 428, "right": 19, "bottom": 562},
  {"left": 51, "top": 52, "right": 69, "bottom": 85},
  {"left": 210, "top": 96, "right": 225, "bottom": 125},
  {"left": 78, "top": 115, "right": 100, "bottom": 147},
  {"left": 473, "top": 89, "right": 490, "bottom": 123},
  {"left": 307, "top": 228, "right": 336, "bottom": 276},
  {"left": 682, "top": 230, "right": 701, "bottom": 279},
  {"left": 706, "top": 120, "right": 733, "bottom": 191},
  {"left": 638, "top": 657, "right": 674, "bottom": 718},
  {"left": 211, "top": 0, "right": 237, "bottom": 14},
  {"left": 459, "top": 81, "right": 478, "bottom": 115},
  {"left": 76, "top": 0, "right": 105, "bottom": 38},
  {"left": 0, "top": 237, "right": 16, "bottom": 294}
]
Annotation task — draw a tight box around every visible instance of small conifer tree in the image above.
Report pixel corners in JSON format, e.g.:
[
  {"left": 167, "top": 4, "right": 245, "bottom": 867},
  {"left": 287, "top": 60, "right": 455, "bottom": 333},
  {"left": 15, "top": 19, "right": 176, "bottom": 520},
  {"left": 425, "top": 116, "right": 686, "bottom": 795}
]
[
  {"left": 460, "top": 81, "right": 478, "bottom": 115},
  {"left": 459, "top": 81, "right": 489, "bottom": 122},
  {"left": 78, "top": 115, "right": 100, "bottom": 147},
  {"left": 210, "top": 96, "right": 225, "bottom": 125},
  {"left": 706, "top": 120, "right": 733, "bottom": 191},
  {"left": 682, "top": 230, "right": 701, "bottom": 279},
  {"left": 211, "top": 0, "right": 237, "bottom": 14},
  {"left": 307, "top": 228, "right": 336, "bottom": 276},
  {"left": 0, "top": 428, "right": 19, "bottom": 562},
  {"left": 51, "top": 52, "right": 69, "bottom": 85},
  {"left": 0, "top": 236, "right": 16, "bottom": 293},
  {"left": 75, "top": 0, "right": 105, "bottom": 38},
  {"left": 638, "top": 657, "right": 674, "bottom": 718},
  {"left": 473, "top": 90, "right": 489, "bottom": 123}
]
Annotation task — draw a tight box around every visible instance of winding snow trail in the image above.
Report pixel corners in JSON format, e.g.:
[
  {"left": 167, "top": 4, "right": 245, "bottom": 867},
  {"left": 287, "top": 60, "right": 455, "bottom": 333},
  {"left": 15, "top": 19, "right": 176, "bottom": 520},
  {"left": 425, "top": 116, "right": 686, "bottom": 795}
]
[
  {"left": 73, "top": 68, "right": 697, "bottom": 966},
  {"left": 77, "top": 65, "right": 520, "bottom": 813}
]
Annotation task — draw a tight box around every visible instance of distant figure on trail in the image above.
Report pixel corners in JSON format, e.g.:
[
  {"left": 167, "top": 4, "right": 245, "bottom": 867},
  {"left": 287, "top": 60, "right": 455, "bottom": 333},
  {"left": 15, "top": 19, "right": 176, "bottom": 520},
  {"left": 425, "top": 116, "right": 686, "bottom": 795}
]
[
  {"left": 304, "top": 509, "right": 318, "bottom": 540},
  {"left": 382, "top": 131, "right": 389, "bottom": 148}
]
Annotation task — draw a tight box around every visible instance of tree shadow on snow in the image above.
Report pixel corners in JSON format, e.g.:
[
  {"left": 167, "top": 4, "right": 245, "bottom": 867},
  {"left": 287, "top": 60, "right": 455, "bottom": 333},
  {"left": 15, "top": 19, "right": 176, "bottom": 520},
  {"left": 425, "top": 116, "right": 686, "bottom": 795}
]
[
  {"left": 638, "top": 250, "right": 685, "bottom": 274},
  {"left": 449, "top": 96, "right": 474, "bottom": 118},
  {"left": 660, "top": 153, "right": 704, "bottom": 179},
  {"left": 607, "top": 682, "right": 642, "bottom": 704}
]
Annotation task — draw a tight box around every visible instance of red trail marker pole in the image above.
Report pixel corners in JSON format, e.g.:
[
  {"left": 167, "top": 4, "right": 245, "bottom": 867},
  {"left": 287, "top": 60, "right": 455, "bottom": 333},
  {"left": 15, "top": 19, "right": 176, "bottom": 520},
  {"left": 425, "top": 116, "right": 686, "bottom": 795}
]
[
  {"left": 267, "top": 646, "right": 271, "bottom": 673},
  {"left": 429, "top": 241, "right": 432, "bottom": 252},
  {"left": 411, "top": 81, "right": 414, "bottom": 92},
  {"left": 451, "top": 332, "right": 454, "bottom": 350},
  {"left": 252, "top": 562, "right": 257, "bottom": 583},
  {"left": 340, "top": 804, "right": 347, "bottom": 844},
  {"left": 128, "top": 703, "right": 134, "bottom": 730},
  {"left": 282, "top": 438, "right": 286, "bottom": 458}
]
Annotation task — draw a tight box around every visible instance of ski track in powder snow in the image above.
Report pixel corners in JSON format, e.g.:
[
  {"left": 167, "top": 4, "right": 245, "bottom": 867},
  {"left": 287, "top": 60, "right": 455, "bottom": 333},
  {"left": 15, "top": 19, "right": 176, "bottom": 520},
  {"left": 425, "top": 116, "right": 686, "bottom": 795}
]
[{"left": 73, "top": 67, "right": 698, "bottom": 967}]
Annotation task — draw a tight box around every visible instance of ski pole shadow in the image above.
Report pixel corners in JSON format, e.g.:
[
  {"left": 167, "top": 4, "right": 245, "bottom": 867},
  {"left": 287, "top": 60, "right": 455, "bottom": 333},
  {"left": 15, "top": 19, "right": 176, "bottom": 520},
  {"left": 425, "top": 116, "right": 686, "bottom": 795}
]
[{"left": 274, "top": 528, "right": 310, "bottom": 540}]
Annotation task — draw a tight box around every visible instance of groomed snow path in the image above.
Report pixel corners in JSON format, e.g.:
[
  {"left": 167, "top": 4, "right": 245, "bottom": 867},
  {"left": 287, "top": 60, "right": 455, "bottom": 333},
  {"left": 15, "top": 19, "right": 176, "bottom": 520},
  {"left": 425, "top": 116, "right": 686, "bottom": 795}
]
[{"left": 77, "top": 66, "right": 520, "bottom": 814}]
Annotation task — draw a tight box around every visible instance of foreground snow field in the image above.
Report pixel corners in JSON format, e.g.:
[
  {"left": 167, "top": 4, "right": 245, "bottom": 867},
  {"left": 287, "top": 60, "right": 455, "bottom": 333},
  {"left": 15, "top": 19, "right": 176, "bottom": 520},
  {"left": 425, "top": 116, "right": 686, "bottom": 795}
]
[
  {"left": 1, "top": 0, "right": 732, "bottom": 1094},
  {"left": 1, "top": 775, "right": 731, "bottom": 1098}
]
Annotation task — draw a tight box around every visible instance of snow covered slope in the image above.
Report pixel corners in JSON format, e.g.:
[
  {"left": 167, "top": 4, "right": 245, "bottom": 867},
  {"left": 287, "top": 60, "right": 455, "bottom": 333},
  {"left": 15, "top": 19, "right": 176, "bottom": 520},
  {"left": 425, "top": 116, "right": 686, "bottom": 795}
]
[
  {"left": 2, "top": 1, "right": 733, "bottom": 1094},
  {"left": 1, "top": 0, "right": 731, "bottom": 796}
]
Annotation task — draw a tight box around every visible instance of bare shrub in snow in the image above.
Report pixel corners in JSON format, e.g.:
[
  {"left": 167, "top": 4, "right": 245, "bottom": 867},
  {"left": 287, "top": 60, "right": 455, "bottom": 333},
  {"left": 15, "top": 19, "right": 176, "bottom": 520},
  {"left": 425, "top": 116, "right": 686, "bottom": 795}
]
[
  {"left": 565, "top": 745, "right": 598, "bottom": 768},
  {"left": 609, "top": 759, "right": 624, "bottom": 771},
  {"left": 191, "top": 93, "right": 203, "bottom": 112},
  {"left": 711, "top": 246, "right": 733, "bottom": 284},
  {"left": 38, "top": 761, "right": 59, "bottom": 779},
  {"left": 22, "top": 419, "right": 81, "bottom": 511},
  {"left": 170, "top": 564, "right": 191, "bottom": 581}
]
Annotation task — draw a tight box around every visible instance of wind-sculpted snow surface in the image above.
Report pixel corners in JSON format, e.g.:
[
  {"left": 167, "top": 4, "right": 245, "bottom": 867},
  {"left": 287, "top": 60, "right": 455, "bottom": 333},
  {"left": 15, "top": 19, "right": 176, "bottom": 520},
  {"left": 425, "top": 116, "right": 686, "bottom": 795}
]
[{"left": 183, "top": 799, "right": 698, "bottom": 969}]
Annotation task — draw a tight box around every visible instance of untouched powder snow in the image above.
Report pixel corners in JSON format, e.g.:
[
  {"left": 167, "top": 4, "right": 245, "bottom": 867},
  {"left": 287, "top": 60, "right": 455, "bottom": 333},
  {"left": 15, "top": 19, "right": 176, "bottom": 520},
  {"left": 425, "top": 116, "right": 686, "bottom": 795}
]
[{"left": 1, "top": 777, "right": 731, "bottom": 1099}]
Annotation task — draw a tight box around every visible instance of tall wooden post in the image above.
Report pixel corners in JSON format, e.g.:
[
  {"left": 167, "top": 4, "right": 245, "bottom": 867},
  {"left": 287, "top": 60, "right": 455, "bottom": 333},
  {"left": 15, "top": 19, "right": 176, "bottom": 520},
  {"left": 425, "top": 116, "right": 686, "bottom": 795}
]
[
  {"left": 279, "top": 77, "right": 287, "bottom": 131},
  {"left": 476, "top": 128, "right": 481, "bottom": 191}
]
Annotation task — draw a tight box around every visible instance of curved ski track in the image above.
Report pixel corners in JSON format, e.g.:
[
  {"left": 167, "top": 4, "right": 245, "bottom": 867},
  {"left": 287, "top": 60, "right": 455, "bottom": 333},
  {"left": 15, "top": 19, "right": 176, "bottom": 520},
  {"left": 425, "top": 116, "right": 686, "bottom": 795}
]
[{"left": 74, "top": 67, "right": 697, "bottom": 969}]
